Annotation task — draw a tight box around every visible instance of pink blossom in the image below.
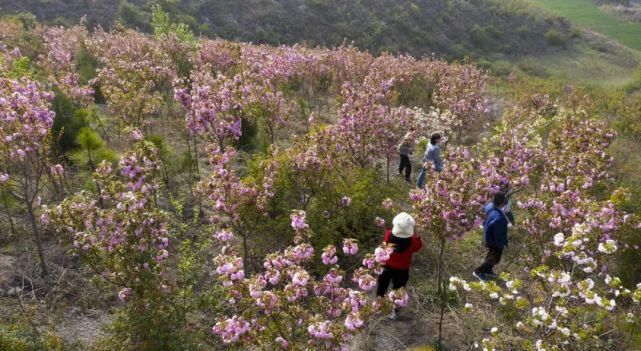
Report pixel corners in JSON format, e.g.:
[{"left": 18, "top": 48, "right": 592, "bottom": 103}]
[
  {"left": 118, "top": 287, "right": 133, "bottom": 302},
  {"left": 214, "top": 230, "right": 234, "bottom": 242},
  {"left": 321, "top": 245, "right": 338, "bottom": 265},
  {"left": 344, "top": 313, "right": 364, "bottom": 330},
  {"left": 342, "top": 239, "right": 359, "bottom": 255},
  {"left": 307, "top": 320, "right": 333, "bottom": 339},
  {"left": 130, "top": 128, "right": 143, "bottom": 141},
  {"left": 275, "top": 336, "right": 289, "bottom": 349},
  {"left": 212, "top": 316, "right": 251, "bottom": 343},
  {"left": 374, "top": 246, "right": 393, "bottom": 263},
  {"left": 388, "top": 289, "right": 409, "bottom": 307},
  {"left": 290, "top": 210, "right": 309, "bottom": 231},
  {"left": 292, "top": 270, "right": 310, "bottom": 287}
]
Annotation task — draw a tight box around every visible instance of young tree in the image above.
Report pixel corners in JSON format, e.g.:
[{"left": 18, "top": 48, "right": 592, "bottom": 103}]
[{"left": 0, "top": 76, "right": 56, "bottom": 276}]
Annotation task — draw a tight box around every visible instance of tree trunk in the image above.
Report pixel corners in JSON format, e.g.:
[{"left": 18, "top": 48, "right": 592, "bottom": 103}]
[
  {"left": 437, "top": 238, "right": 446, "bottom": 295},
  {"left": 437, "top": 238, "right": 447, "bottom": 348},
  {"left": 242, "top": 232, "right": 249, "bottom": 274},
  {"left": 27, "top": 202, "right": 48, "bottom": 277},
  {"left": 386, "top": 155, "right": 390, "bottom": 183},
  {"left": 3, "top": 197, "right": 16, "bottom": 238}
]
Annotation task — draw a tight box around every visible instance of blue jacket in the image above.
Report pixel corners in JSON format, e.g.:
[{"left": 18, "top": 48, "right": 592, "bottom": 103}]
[
  {"left": 423, "top": 143, "right": 443, "bottom": 172},
  {"left": 483, "top": 203, "right": 508, "bottom": 248}
]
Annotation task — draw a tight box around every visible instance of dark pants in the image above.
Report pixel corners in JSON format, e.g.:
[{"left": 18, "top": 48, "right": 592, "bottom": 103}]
[
  {"left": 475, "top": 246, "right": 503, "bottom": 275},
  {"left": 376, "top": 266, "right": 410, "bottom": 297},
  {"left": 399, "top": 155, "right": 411, "bottom": 180}
]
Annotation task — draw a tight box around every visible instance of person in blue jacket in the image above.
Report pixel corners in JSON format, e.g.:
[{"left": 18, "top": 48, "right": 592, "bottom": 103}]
[
  {"left": 473, "top": 191, "right": 509, "bottom": 281},
  {"left": 416, "top": 133, "right": 444, "bottom": 189}
]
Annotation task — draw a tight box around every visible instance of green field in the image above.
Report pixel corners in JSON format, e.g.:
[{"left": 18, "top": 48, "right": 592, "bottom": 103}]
[{"left": 529, "top": 0, "right": 641, "bottom": 51}]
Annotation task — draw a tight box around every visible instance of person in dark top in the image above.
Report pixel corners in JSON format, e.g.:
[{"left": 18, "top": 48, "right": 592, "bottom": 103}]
[
  {"left": 397, "top": 130, "right": 415, "bottom": 183},
  {"left": 473, "top": 192, "right": 509, "bottom": 281},
  {"left": 376, "top": 212, "right": 423, "bottom": 319}
]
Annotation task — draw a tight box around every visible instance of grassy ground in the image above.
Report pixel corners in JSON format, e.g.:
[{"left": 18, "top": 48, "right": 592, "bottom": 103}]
[{"left": 528, "top": 0, "right": 641, "bottom": 51}]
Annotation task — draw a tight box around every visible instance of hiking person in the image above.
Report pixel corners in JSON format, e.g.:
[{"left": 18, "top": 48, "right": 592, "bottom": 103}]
[
  {"left": 416, "top": 133, "right": 444, "bottom": 189},
  {"left": 397, "top": 130, "right": 415, "bottom": 182},
  {"left": 376, "top": 212, "right": 423, "bottom": 319},
  {"left": 473, "top": 191, "right": 509, "bottom": 281}
]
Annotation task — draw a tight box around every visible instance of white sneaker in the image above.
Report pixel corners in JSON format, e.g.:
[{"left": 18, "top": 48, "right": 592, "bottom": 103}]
[{"left": 388, "top": 310, "right": 397, "bottom": 320}]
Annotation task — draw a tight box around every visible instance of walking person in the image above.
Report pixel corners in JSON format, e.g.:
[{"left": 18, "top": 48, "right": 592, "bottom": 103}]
[
  {"left": 376, "top": 212, "right": 423, "bottom": 319},
  {"left": 416, "top": 133, "right": 444, "bottom": 189},
  {"left": 397, "top": 130, "right": 415, "bottom": 182},
  {"left": 473, "top": 192, "right": 509, "bottom": 281}
]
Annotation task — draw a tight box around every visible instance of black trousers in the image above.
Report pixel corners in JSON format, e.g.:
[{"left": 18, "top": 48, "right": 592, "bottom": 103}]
[
  {"left": 399, "top": 154, "right": 411, "bottom": 180},
  {"left": 474, "top": 246, "right": 503, "bottom": 275},
  {"left": 376, "top": 266, "right": 410, "bottom": 297}
]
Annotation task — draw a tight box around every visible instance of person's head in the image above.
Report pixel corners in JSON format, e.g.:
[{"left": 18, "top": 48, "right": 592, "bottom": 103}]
[
  {"left": 430, "top": 133, "right": 442, "bottom": 145},
  {"left": 392, "top": 212, "right": 415, "bottom": 239},
  {"left": 493, "top": 192, "right": 507, "bottom": 208}
]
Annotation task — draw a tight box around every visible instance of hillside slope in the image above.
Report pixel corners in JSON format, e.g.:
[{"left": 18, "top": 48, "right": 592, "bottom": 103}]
[{"left": 0, "top": 0, "right": 572, "bottom": 60}]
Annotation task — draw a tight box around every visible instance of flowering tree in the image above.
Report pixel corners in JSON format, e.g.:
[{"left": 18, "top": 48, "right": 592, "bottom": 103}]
[
  {"left": 441, "top": 105, "right": 641, "bottom": 350},
  {"left": 210, "top": 209, "right": 400, "bottom": 350},
  {"left": 411, "top": 147, "right": 486, "bottom": 288},
  {"left": 432, "top": 62, "right": 490, "bottom": 139},
  {"left": 0, "top": 75, "right": 56, "bottom": 276},
  {"left": 174, "top": 71, "right": 249, "bottom": 150},
  {"left": 449, "top": 213, "right": 641, "bottom": 350},
  {"left": 88, "top": 28, "right": 175, "bottom": 127},
  {"left": 335, "top": 74, "right": 414, "bottom": 176},
  {"left": 38, "top": 24, "right": 95, "bottom": 106},
  {"left": 46, "top": 132, "right": 169, "bottom": 298}
]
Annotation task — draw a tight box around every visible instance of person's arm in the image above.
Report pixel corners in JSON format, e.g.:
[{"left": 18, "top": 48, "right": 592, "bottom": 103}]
[
  {"left": 412, "top": 235, "right": 423, "bottom": 252},
  {"left": 484, "top": 215, "right": 498, "bottom": 246},
  {"left": 433, "top": 146, "right": 443, "bottom": 172}
]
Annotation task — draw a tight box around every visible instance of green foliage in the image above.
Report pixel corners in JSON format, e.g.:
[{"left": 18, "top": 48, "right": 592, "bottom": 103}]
[
  {"left": 50, "top": 89, "right": 91, "bottom": 157},
  {"left": 544, "top": 29, "right": 568, "bottom": 47},
  {"left": 151, "top": 5, "right": 194, "bottom": 43},
  {"left": 614, "top": 224, "right": 641, "bottom": 289},
  {"left": 243, "top": 151, "right": 406, "bottom": 268},
  {"left": 71, "top": 127, "right": 116, "bottom": 170},
  {"left": 147, "top": 134, "right": 180, "bottom": 186},
  {"left": 2, "top": 0, "right": 575, "bottom": 60},
  {"left": 0, "top": 323, "right": 68, "bottom": 351},
  {"left": 117, "top": 1, "right": 152, "bottom": 32},
  {"left": 530, "top": 0, "right": 641, "bottom": 51},
  {"left": 236, "top": 117, "right": 266, "bottom": 153},
  {"left": 5, "top": 57, "right": 37, "bottom": 80},
  {"left": 471, "top": 25, "right": 503, "bottom": 49},
  {"left": 99, "top": 296, "right": 195, "bottom": 351},
  {"left": 76, "top": 45, "right": 99, "bottom": 86},
  {"left": 517, "top": 58, "right": 550, "bottom": 77}
]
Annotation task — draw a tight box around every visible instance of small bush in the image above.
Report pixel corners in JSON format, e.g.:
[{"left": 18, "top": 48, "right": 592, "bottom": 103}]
[{"left": 545, "top": 29, "right": 568, "bottom": 47}]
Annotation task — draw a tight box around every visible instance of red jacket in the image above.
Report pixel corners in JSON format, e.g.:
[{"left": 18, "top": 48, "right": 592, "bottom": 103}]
[{"left": 383, "top": 229, "right": 423, "bottom": 270}]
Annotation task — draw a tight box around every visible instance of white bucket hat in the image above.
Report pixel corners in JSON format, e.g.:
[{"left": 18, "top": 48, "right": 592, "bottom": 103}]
[{"left": 392, "top": 212, "right": 415, "bottom": 239}]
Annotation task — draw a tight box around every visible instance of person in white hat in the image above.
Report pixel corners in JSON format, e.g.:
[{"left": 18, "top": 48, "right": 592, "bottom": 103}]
[{"left": 376, "top": 212, "right": 423, "bottom": 319}]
